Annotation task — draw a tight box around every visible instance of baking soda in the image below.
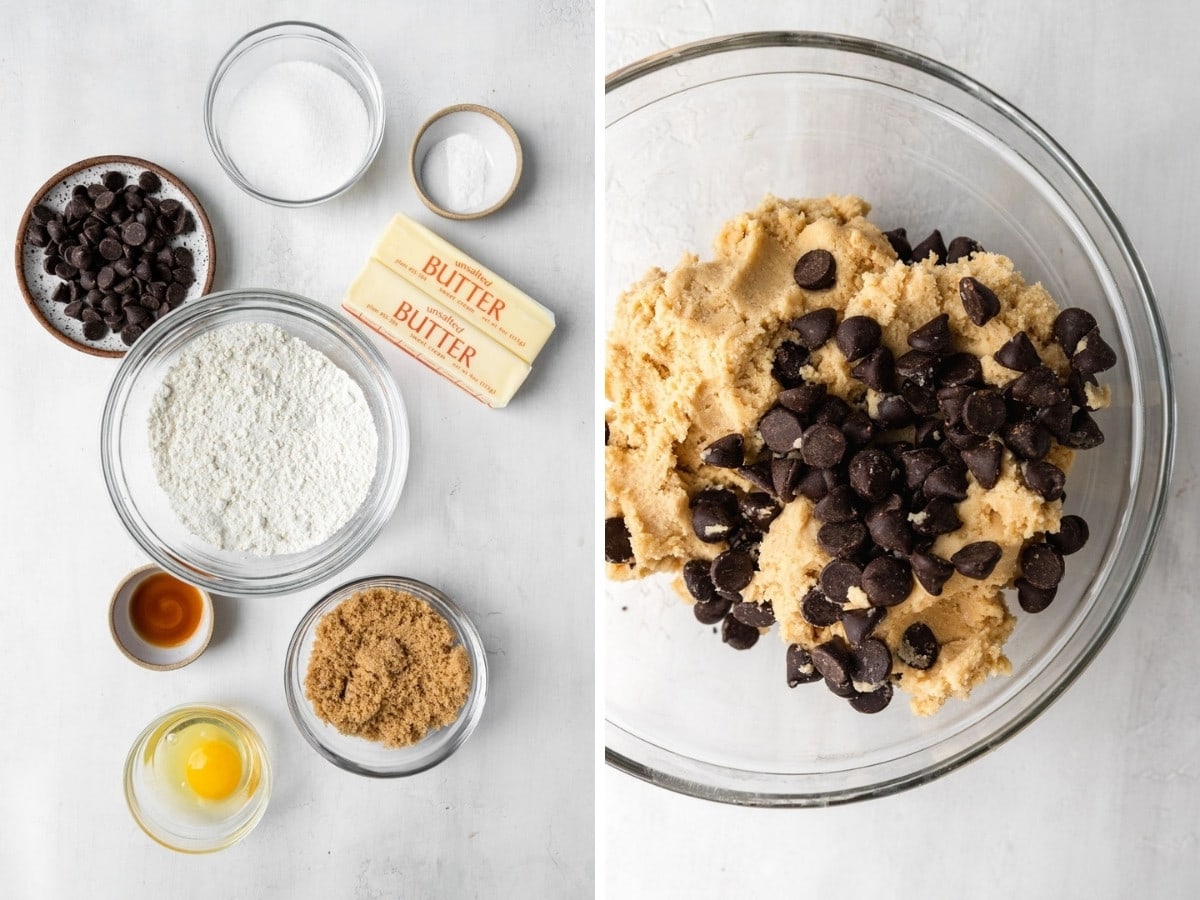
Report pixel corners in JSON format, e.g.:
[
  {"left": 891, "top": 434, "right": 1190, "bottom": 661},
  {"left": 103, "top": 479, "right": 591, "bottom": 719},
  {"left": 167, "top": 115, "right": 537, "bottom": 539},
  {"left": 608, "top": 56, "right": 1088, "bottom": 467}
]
[
  {"left": 421, "top": 133, "right": 492, "bottom": 212},
  {"left": 223, "top": 60, "right": 370, "bottom": 201}
]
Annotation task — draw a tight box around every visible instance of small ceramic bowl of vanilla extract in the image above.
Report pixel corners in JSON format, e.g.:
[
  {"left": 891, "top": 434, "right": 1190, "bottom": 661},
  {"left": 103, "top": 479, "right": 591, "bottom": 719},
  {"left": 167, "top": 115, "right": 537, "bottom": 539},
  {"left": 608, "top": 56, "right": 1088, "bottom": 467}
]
[{"left": 110, "top": 564, "right": 214, "bottom": 670}]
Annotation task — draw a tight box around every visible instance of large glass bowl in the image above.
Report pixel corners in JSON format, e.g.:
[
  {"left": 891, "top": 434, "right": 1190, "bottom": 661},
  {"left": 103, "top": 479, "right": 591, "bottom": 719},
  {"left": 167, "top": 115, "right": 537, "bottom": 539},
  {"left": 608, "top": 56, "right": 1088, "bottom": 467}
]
[
  {"left": 605, "top": 33, "right": 1174, "bottom": 806},
  {"left": 101, "top": 289, "right": 408, "bottom": 596},
  {"left": 284, "top": 575, "right": 488, "bottom": 777}
]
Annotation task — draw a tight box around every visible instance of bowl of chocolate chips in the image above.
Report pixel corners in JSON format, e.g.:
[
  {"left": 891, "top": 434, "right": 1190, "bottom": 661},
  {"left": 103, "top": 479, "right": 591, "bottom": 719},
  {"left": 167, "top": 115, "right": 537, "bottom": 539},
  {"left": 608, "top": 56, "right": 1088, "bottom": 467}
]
[{"left": 603, "top": 34, "right": 1174, "bottom": 805}]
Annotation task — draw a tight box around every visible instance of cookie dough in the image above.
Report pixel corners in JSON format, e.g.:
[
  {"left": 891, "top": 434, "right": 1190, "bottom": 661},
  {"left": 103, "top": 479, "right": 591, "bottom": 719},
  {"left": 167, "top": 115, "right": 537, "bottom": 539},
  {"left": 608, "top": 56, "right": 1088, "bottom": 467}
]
[{"left": 605, "top": 195, "right": 1102, "bottom": 716}]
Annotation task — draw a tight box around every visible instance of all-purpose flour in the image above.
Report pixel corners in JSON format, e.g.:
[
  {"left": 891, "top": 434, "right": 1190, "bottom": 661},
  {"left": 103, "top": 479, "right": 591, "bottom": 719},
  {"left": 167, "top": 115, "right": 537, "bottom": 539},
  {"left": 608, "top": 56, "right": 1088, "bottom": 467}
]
[{"left": 148, "top": 322, "right": 378, "bottom": 556}]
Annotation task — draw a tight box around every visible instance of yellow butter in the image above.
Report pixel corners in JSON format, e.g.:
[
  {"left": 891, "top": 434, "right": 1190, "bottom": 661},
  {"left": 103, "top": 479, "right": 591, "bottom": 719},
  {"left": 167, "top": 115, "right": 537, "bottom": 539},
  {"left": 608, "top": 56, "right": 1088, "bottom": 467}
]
[
  {"left": 370, "top": 214, "right": 555, "bottom": 364},
  {"left": 343, "top": 259, "right": 531, "bottom": 409}
]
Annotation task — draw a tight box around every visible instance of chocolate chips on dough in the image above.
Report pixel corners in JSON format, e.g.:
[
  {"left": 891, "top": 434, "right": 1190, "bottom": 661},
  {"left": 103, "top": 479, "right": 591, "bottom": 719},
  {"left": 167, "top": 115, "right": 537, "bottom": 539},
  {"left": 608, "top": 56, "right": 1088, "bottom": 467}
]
[{"left": 605, "top": 195, "right": 1111, "bottom": 716}]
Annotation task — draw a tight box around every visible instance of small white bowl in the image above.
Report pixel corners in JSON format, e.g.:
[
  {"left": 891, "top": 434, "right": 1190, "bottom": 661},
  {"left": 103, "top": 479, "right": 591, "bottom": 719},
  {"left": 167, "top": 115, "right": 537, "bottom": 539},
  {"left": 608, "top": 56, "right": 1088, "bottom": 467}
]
[
  {"left": 109, "top": 564, "right": 214, "bottom": 670},
  {"left": 409, "top": 104, "right": 523, "bottom": 220}
]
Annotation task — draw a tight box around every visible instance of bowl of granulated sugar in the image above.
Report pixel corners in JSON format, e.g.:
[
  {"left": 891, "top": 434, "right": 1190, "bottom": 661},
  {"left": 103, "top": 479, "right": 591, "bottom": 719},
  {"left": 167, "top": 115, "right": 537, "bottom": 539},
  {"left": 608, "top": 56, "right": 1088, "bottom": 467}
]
[
  {"left": 100, "top": 289, "right": 409, "bottom": 596},
  {"left": 204, "top": 21, "right": 385, "bottom": 206}
]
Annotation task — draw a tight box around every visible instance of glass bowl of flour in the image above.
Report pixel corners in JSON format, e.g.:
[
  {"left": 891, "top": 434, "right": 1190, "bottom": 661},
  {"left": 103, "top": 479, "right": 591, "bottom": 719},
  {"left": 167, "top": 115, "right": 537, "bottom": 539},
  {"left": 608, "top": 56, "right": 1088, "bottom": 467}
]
[
  {"left": 101, "top": 289, "right": 409, "bottom": 596},
  {"left": 204, "top": 22, "right": 385, "bottom": 206}
]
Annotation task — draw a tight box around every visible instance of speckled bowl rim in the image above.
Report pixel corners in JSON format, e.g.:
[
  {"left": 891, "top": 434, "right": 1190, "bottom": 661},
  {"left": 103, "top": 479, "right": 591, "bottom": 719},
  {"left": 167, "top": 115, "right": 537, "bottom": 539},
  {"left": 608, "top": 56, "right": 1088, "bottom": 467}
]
[
  {"left": 108, "top": 563, "right": 214, "bottom": 671},
  {"left": 408, "top": 104, "right": 523, "bottom": 220},
  {"left": 14, "top": 154, "right": 217, "bottom": 359}
]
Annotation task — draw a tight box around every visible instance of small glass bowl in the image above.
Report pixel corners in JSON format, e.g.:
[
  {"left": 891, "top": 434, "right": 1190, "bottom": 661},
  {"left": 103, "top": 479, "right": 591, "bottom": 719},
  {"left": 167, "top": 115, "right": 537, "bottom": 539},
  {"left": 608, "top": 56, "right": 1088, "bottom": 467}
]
[
  {"left": 100, "top": 289, "right": 409, "bottom": 597},
  {"left": 204, "top": 21, "right": 385, "bottom": 206},
  {"left": 124, "top": 704, "right": 271, "bottom": 853},
  {"left": 284, "top": 575, "right": 488, "bottom": 777}
]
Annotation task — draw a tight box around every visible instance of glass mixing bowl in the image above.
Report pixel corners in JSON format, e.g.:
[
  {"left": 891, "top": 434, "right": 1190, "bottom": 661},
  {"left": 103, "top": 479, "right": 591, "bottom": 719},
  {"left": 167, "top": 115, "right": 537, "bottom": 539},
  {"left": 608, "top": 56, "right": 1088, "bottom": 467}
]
[
  {"left": 101, "top": 289, "right": 408, "bottom": 596},
  {"left": 605, "top": 33, "right": 1175, "bottom": 806},
  {"left": 284, "top": 575, "right": 488, "bottom": 777}
]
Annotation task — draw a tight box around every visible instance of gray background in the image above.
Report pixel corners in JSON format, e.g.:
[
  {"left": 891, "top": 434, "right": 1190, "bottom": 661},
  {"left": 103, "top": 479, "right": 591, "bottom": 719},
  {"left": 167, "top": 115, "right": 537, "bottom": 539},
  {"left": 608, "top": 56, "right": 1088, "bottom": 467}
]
[
  {"left": 606, "top": 1, "right": 1196, "bottom": 897},
  {"left": 0, "top": 1, "right": 593, "bottom": 897}
]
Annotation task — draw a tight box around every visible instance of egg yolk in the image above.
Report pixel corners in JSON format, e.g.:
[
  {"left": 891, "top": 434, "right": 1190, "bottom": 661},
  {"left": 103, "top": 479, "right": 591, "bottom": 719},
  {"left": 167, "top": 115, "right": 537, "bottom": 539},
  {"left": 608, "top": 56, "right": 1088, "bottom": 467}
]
[{"left": 184, "top": 739, "right": 242, "bottom": 801}]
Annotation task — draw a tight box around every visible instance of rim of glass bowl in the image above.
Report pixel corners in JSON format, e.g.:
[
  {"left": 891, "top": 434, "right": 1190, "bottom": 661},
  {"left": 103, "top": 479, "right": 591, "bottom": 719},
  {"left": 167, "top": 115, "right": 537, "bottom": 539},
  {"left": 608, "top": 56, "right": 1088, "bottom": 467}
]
[
  {"left": 203, "top": 20, "right": 386, "bottom": 207},
  {"left": 604, "top": 31, "right": 1176, "bottom": 807},
  {"left": 123, "top": 703, "right": 272, "bottom": 854},
  {"left": 100, "top": 289, "right": 409, "bottom": 597},
  {"left": 283, "top": 575, "right": 489, "bottom": 777}
]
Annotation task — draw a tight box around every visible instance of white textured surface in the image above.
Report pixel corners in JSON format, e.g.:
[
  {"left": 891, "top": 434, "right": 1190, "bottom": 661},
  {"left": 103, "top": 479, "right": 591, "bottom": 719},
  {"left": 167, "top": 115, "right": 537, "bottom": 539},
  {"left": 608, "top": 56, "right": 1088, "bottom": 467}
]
[
  {"left": 0, "top": 1, "right": 593, "bottom": 897},
  {"left": 606, "top": 1, "right": 1196, "bottom": 898}
]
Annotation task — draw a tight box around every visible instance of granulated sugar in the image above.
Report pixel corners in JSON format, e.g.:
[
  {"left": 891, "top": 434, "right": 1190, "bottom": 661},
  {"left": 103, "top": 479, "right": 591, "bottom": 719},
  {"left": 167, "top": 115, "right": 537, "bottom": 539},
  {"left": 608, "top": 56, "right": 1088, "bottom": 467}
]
[
  {"left": 223, "top": 60, "right": 370, "bottom": 200},
  {"left": 148, "top": 322, "right": 378, "bottom": 556}
]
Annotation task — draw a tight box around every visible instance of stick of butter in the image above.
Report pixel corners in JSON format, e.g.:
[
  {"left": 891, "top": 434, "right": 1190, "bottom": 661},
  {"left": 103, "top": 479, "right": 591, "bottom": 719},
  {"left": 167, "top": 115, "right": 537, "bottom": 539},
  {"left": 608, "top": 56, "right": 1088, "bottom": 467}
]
[
  {"left": 370, "top": 214, "right": 555, "bottom": 364},
  {"left": 343, "top": 259, "right": 531, "bottom": 409}
]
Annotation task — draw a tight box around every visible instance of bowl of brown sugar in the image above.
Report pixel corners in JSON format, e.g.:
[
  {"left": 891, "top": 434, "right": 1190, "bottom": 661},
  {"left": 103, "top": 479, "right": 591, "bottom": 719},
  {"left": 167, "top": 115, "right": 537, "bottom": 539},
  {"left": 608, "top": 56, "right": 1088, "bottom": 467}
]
[{"left": 284, "top": 575, "right": 487, "bottom": 776}]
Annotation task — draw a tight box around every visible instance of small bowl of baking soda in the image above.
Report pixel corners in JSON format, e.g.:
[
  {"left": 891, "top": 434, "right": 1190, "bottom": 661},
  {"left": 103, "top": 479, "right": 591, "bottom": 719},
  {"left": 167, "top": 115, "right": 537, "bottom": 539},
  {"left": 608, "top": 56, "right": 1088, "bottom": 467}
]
[{"left": 409, "top": 104, "right": 524, "bottom": 220}]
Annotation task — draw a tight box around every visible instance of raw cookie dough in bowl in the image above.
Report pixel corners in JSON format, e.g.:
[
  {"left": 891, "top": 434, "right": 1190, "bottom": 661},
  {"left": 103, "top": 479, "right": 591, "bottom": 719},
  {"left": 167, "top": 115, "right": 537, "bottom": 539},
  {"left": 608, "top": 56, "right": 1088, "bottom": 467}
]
[{"left": 604, "top": 34, "right": 1173, "bottom": 805}]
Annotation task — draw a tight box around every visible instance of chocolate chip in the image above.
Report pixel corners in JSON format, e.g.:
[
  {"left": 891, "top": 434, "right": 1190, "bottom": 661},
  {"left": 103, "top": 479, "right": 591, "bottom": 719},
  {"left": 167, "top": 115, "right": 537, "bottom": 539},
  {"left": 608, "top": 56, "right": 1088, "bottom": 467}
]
[
  {"left": 851, "top": 346, "right": 894, "bottom": 392},
  {"left": 911, "top": 229, "right": 946, "bottom": 264},
  {"left": 801, "top": 587, "right": 843, "bottom": 627},
  {"left": 910, "top": 498, "right": 961, "bottom": 537},
  {"left": 872, "top": 394, "right": 913, "bottom": 430},
  {"left": 818, "top": 521, "right": 869, "bottom": 559},
  {"left": 1034, "top": 402, "right": 1072, "bottom": 444},
  {"left": 770, "top": 457, "right": 804, "bottom": 502},
  {"left": 82, "top": 318, "right": 107, "bottom": 341},
  {"left": 711, "top": 550, "right": 755, "bottom": 592},
  {"left": 50, "top": 282, "right": 70, "bottom": 304},
  {"left": 958, "top": 277, "right": 1001, "bottom": 326},
  {"left": 993, "top": 331, "right": 1040, "bottom": 371},
  {"left": 31, "top": 203, "right": 55, "bottom": 224},
  {"left": 814, "top": 395, "right": 850, "bottom": 426},
  {"left": 850, "top": 637, "right": 892, "bottom": 687},
  {"left": 795, "top": 467, "right": 838, "bottom": 501},
  {"left": 801, "top": 423, "right": 847, "bottom": 468},
  {"left": 138, "top": 170, "right": 162, "bottom": 193},
  {"left": 895, "top": 349, "right": 940, "bottom": 387},
  {"left": 1053, "top": 307, "right": 1097, "bottom": 355},
  {"left": 692, "top": 486, "right": 737, "bottom": 515},
  {"left": 861, "top": 556, "right": 912, "bottom": 607},
  {"left": 721, "top": 615, "right": 760, "bottom": 650},
  {"left": 120, "top": 221, "right": 147, "bottom": 246},
  {"left": 1010, "top": 366, "right": 1069, "bottom": 408},
  {"left": 866, "top": 507, "right": 914, "bottom": 555},
  {"left": 910, "top": 550, "right": 954, "bottom": 596},
  {"left": 1064, "top": 409, "right": 1104, "bottom": 449},
  {"left": 946, "top": 235, "right": 984, "bottom": 263},
  {"left": 961, "top": 439, "right": 1003, "bottom": 489},
  {"left": 1071, "top": 328, "right": 1117, "bottom": 376},
  {"left": 683, "top": 558, "right": 718, "bottom": 602},
  {"left": 820, "top": 559, "right": 863, "bottom": 603},
  {"left": 922, "top": 466, "right": 968, "bottom": 503},
  {"left": 760, "top": 407, "right": 806, "bottom": 453},
  {"left": 700, "top": 433, "right": 744, "bottom": 468},
  {"left": 693, "top": 594, "right": 732, "bottom": 625},
  {"left": 938, "top": 353, "right": 983, "bottom": 388},
  {"left": 793, "top": 249, "right": 838, "bottom": 290},
  {"left": 605, "top": 517, "right": 633, "bottom": 563},
  {"left": 907, "top": 314, "right": 954, "bottom": 356},
  {"left": 849, "top": 681, "right": 893, "bottom": 714},
  {"left": 1019, "top": 542, "right": 1064, "bottom": 590},
  {"left": 1021, "top": 460, "right": 1066, "bottom": 501},
  {"left": 772, "top": 340, "right": 810, "bottom": 388},
  {"left": 841, "top": 606, "right": 886, "bottom": 646},
  {"left": 848, "top": 448, "right": 896, "bottom": 502},
  {"left": 1003, "top": 420, "right": 1051, "bottom": 461},
  {"left": 778, "top": 383, "right": 826, "bottom": 417},
  {"left": 814, "top": 485, "right": 860, "bottom": 524},
  {"left": 937, "top": 384, "right": 972, "bottom": 423},
  {"left": 883, "top": 228, "right": 912, "bottom": 263},
  {"left": 962, "top": 389, "right": 1006, "bottom": 436},
  {"left": 810, "top": 638, "right": 853, "bottom": 686},
  {"left": 791, "top": 308, "right": 838, "bottom": 350},
  {"left": 841, "top": 409, "right": 878, "bottom": 446},
  {"left": 836, "top": 316, "right": 882, "bottom": 362},
  {"left": 899, "top": 448, "right": 942, "bottom": 492},
  {"left": 898, "top": 622, "right": 939, "bottom": 669},
  {"left": 1049, "top": 515, "right": 1089, "bottom": 555},
  {"left": 63, "top": 300, "right": 85, "bottom": 320},
  {"left": 786, "top": 644, "right": 822, "bottom": 686},
  {"left": 739, "top": 492, "right": 781, "bottom": 531},
  {"left": 738, "top": 461, "right": 776, "bottom": 495},
  {"left": 950, "top": 541, "right": 1002, "bottom": 579},
  {"left": 692, "top": 501, "right": 737, "bottom": 543},
  {"left": 1016, "top": 578, "right": 1057, "bottom": 613},
  {"left": 732, "top": 601, "right": 775, "bottom": 628}
]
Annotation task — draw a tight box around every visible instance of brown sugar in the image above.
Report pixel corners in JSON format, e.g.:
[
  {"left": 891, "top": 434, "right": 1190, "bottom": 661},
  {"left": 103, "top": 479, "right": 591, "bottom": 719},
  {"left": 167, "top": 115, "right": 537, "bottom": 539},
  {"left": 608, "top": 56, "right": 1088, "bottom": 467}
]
[{"left": 304, "top": 587, "right": 472, "bottom": 748}]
